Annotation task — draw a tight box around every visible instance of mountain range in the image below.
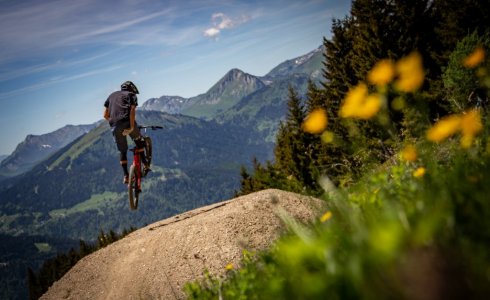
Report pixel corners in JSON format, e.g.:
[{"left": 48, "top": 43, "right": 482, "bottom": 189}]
[
  {"left": 141, "top": 46, "right": 323, "bottom": 118},
  {"left": 0, "top": 45, "right": 324, "bottom": 299},
  {"left": 0, "top": 123, "right": 97, "bottom": 178}
]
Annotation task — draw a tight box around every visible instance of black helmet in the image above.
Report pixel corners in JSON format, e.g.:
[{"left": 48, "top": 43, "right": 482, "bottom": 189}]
[{"left": 121, "top": 81, "right": 139, "bottom": 94}]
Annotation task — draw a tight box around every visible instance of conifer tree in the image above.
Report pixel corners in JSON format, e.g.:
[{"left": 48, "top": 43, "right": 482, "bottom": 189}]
[
  {"left": 443, "top": 31, "right": 490, "bottom": 113},
  {"left": 322, "top": 18, "right": 356, "bottom": 102},
  {"left": 275, "top": 86, "right": 316, "bottom": 189},
  {"left": 305, "top": 80, "right": 324, "bottom": 112},
  {"left": 237, "top": 165, "right": 254, "bottom": 196}
]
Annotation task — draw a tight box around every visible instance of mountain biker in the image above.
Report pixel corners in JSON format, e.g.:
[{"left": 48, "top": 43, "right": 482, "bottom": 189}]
[{"left": 103, "top": 81, "right": 150, "bottom": 184}]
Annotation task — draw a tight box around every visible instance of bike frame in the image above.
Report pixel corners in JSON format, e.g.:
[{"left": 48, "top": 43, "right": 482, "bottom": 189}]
[
  {"left": 131, "top": 148, "right": 144, "bottom": 191},
  {"left": 127, "top": 125, "right": 162, "bottom": 210}
]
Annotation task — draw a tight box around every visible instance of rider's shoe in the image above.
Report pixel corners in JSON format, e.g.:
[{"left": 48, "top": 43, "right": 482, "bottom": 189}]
[
  {"left": 123, "top": 175, "right": 129, "bottom": 185},
  {"left": 143, "top": 165, "right": 151, "bottom": 177}
]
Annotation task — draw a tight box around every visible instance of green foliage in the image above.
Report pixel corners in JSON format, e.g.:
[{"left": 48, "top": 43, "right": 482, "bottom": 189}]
[
  {"left": 442, "top": 31, "right": 490, "bottom": 113},
  {"left": 186, "top": 134, "right": 490, "bottom": 299},
  {"left": 236, "top": 85, "right": 323, "bottom": 196}
]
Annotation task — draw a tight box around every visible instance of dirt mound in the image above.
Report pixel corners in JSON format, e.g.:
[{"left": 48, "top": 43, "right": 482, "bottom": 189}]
[{"left": 41, "top": 189, "right": 326, "bottom": 300}]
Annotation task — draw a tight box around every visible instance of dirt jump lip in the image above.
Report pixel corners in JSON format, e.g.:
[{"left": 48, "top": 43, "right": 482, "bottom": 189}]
[{"left": 40, "top": 189, "right": 326, "bottom": 300}]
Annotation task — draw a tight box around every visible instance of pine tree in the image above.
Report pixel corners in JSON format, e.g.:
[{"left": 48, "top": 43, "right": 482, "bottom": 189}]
[
  {"left": 442, "top": 31, "right": 490, "bottom": 113},
  {"left": 237, "top": 165, "right": 253, "bottom": 196},
  {"left": 275, "top": 86, "right": 316, "bottom": 188},
  {"left": 322, "top": 18, "right": 356, "bottom": 102},
  {"left": 305, "top": 80, "right": 324, "bottom": 112}
]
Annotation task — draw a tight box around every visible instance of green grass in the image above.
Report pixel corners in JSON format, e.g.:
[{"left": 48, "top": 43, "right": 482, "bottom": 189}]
[
  {"left": 49, "top": 192, "right": 120, "bottom": 218},
  {"left": 34, "top": 243, "right": 52, "bottom": 253},
  {"left": 48, "top": 123, "right": 109, "bottom": 171}
]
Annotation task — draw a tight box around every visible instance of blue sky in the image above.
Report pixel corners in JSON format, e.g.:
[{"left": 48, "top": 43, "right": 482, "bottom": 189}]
[{"left": 0, "top": 0, "right": 351, "bottom": 155}]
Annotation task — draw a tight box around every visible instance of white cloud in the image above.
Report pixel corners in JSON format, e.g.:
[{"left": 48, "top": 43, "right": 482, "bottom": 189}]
[
  {"left": 203, "top": 12, "right": 250, "bottom": 39},
  {"left": 204, "top": 27, "right": 220, "bottom": 38},
  {"left": 213, "top": 13, "right": 233, "bottom": 29}
]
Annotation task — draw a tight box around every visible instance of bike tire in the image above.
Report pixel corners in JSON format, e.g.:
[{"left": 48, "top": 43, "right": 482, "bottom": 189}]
[
  {"left": 144, "top": 136, "right": 152, "bottom": 166},
  {"left": 128, "top": 165, "right": 139, "bottom": 210}
]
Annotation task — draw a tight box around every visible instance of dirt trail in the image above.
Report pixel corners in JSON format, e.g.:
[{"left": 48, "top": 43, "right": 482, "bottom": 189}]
[{"left": 41, "top": 189, "right": 326, "bottom": 300}]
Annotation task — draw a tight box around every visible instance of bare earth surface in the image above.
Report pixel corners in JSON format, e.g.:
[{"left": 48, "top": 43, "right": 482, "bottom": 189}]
[{"left": 41, "top": 189, "right": 327, "bottom": 300}]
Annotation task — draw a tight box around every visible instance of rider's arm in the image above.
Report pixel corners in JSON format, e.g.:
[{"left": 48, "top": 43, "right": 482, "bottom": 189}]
[
  {"left": 129, "top": 105, "right": 136, "bottom": 130},
  {"left": 103, "top": 107, "right": 110, "bottom": 120}
]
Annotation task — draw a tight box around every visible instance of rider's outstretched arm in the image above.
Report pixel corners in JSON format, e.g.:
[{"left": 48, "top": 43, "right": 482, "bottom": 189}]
[{"left": 129, "top": 105, "right": 136, "bottom": 130}]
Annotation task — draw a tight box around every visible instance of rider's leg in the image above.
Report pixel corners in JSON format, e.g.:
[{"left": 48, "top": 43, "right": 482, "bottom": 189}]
[
  {"left": 112, "top": 122, "right": 130, "bottom": 182},
  {"left": 120, "top": 152, "right": 130, "bottom": 184}
]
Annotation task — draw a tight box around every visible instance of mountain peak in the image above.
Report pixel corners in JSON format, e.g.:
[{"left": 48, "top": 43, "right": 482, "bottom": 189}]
[
  {"left": 228, "top": 67, "right": 245, "bottom": 74},
  {"left": 181, "top": 68, "right": 266, "bottom": 119},
  {"left": 220, "top": 68, "right": 253, "bottom": 84},
  {"left": 264, "top": 45, "right": 324, "bottom": 79}
]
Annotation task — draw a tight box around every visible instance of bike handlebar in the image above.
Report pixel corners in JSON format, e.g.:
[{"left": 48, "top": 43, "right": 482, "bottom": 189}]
[{"left": 138, "top": 125, "right": 163, "bottom": 130}]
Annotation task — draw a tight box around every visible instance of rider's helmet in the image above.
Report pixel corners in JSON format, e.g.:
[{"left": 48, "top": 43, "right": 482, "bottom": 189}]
[{"left": 121, "top": 81, "right": 139, "bottom": 94}]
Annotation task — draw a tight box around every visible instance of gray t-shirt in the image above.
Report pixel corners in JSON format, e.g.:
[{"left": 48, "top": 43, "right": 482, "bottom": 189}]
[{"left": 104, "top": 90, "right": 138, "bottom": 127}]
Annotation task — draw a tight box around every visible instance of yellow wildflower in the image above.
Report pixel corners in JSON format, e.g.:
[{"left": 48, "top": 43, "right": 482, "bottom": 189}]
[
  {"left": 413, "top": 167, "right": 426, "bottom": 178},
  {"left": 460, "top": 109, "right": 482, "bottom": 148},
  {"left": 358, "top": 93, "right": 382, "bottom": 119},
  {"left": 426, "top": 110, "right": 483, "bottom": 148},
  {"left": 368, "top": 59, "right": 395, "bottom": 86},
  {"left": 320, "top": 211, "right": 332, "bottom": 222},
  {"left": 339, "top": 83, "right": 368, "bottom": 118},
  {"left": 339, "top": 83, "right": 382, "bottom": 119},
  {"left": 401, "top": 145, "right": 417, "bottom": 162},
  {"left": 225, "top": 263, "right": 234, "bottom": 271},
  {"left": 463, "top": 47, "right": 485, "bottom": 68},
  {"left": 395, "top": 52, "right": 425, "bottom": 93},
  {"left": 303, "top": 108, "right": 328, "bottom": 134},
  {"left": 426, "top": 114, "right": 461, "bottom": 143}
]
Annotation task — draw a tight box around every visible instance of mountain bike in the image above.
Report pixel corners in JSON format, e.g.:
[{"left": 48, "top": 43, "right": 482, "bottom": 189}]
[{"left": 128, "top": 125, "right": 163, "bottom": 210}]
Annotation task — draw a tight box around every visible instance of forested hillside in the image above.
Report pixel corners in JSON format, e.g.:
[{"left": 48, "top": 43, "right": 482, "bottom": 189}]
[
  {"left": 188, "top": 0, "right": 490, "bottom": 298},
  {"left": 0, "top": 111, "right": 274, "bottom": 241}
]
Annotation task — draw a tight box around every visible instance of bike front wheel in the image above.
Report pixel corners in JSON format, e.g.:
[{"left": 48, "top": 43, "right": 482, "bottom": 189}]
[{"left": 128, "top": 165, "right": 140, "bottom": 210}]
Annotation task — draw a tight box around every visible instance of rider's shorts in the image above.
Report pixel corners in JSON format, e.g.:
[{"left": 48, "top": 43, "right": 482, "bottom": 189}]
[{"left": 111, "top": 119, "right": 142, "bottom": 154}]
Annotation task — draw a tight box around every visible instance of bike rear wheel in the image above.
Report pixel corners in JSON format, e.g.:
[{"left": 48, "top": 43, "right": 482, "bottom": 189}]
[{"left": 128, "top": 165, "right": 140, "bottom": 210}]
